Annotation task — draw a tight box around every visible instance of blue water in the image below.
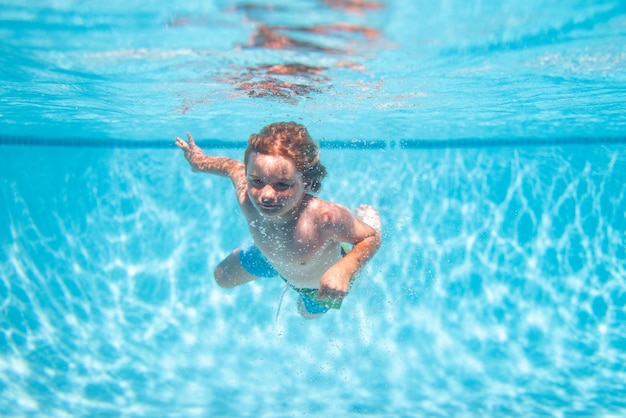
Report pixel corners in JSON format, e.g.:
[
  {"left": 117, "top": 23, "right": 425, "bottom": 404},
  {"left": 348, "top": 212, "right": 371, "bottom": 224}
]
[{"left": 1, "top": 0, "right": 625, "bottom": 417}]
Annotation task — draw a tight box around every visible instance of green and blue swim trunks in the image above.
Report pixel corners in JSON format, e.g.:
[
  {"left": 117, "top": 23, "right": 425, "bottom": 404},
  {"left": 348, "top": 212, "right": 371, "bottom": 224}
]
[{"left": 239, "top": 241, "right": 353, "bottom": 315}]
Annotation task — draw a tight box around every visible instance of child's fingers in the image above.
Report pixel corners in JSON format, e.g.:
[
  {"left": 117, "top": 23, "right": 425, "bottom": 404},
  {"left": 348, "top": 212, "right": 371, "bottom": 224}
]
[
  {"left": 175, "top": 136, "right": 188, "bottom": 150},
  {"left": 318, "top": 286, "right": 345, "bottom": 302},
  {"left": 186, "top": 132, "right": 195, "bottom": 146}
]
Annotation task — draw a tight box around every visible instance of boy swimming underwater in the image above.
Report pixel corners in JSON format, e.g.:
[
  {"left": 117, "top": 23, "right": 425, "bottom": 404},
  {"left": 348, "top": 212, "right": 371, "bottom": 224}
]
[{"left": 176, "top": 122, "right": 381, "bottom": 319}]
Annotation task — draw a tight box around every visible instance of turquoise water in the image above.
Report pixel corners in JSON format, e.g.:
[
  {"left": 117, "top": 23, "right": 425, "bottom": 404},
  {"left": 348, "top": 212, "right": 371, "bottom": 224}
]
[{"left": 1, "top": 0, "right": 625, "bottom": 416}]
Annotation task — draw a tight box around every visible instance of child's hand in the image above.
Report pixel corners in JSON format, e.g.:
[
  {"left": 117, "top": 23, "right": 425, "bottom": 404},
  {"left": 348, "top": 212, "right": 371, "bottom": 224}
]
[
  {"left": 175, "top": 132, "right": 202, "bottom": 172},
  {"left": 318, "top": 271, "right": 349, "bottom": 304}
]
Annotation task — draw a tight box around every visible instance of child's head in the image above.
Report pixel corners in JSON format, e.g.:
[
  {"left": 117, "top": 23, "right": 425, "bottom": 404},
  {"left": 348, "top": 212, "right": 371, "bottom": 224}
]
[{"left": 244, "top": 122, "right": 327, "bottom": 193}]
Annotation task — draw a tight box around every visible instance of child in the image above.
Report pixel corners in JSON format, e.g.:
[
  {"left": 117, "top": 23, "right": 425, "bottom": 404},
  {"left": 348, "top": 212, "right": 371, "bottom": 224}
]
[{"left": 176, "top": 122, "right": 382, "bottom": 319}]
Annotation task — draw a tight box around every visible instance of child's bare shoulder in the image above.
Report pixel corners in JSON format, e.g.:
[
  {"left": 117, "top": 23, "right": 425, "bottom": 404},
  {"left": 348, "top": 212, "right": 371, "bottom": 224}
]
[{"left": 305, "top": 196, "right": 354, "bottom": 225}]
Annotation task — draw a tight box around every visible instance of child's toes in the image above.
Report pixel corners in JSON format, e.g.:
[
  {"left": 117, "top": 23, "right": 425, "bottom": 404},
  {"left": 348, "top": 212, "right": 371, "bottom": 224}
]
[{"left": 355, "top": 205, "right": 381, "bottom": 234}]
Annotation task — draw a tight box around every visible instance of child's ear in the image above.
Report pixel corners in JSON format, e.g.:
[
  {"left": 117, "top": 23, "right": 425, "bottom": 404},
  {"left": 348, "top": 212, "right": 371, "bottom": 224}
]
[{"left": 304, "top": 182, "right": 311, "bottom": 193}]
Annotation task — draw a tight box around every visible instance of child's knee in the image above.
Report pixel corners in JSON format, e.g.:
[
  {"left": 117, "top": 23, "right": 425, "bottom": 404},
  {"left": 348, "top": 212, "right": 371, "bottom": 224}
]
[
  {"left": 213, "top": 265, "right": 232, "bottom": 288},
  {"left": 214, "top": 260, "right": 256, "bottom": 288}
]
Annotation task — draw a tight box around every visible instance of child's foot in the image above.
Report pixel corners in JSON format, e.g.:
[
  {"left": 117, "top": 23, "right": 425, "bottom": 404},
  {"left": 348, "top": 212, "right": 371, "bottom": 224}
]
[{"left": 355, "top": 204, "right": 381, "bottom": 236}]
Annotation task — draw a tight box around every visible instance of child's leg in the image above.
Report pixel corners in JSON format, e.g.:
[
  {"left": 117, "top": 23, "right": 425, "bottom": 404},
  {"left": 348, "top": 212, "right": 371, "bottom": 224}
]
[
  {"left": 297, "top": 296, "right": 327, "bottom": 320},
  {"left": 295, "top": 292, "right": 331, "bottom": 320},
  {"left": 214, "top": 242, "right": 278, "bottom": 288},
  {"left": 214, "top": 247, "right": 258, "bottom": 288}
]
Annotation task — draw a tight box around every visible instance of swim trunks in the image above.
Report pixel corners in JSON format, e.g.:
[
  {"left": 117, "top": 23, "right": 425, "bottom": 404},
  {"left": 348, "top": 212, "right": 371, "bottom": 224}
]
[
  {"left": 238, "top": 241, "right": 352, "bottom": 314},
  {"left": 239, "top": 241, "right": 279, "bottom": 278}
]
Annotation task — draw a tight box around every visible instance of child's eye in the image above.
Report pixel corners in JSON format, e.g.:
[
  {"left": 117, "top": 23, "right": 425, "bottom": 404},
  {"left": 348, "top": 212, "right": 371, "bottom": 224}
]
[
  {"left": 274, "top": 182, "right": 292, "bottom": 191},
  {"left": 249, "top": 179, "right": 263, "bottom": 187}
]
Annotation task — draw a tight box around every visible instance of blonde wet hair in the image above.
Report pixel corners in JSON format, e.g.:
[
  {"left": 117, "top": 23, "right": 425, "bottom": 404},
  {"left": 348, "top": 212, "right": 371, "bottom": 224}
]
[{"left": 244, "top": 122, "right": 327, "bottom": 193}]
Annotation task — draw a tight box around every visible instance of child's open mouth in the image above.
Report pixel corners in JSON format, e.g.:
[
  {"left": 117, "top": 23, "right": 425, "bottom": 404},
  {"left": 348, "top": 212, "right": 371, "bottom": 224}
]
[{"left": 260, "top": 203, "right": 281, "bottom": 210}]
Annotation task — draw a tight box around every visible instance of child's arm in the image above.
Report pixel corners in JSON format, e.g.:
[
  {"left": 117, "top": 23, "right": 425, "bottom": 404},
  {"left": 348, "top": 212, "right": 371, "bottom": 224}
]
[
  {"left": 176, "top": 132, "right": 247, "bottom": 198},
  {"left": 317, "top": 204, "right": 382, "bottom": 303}
]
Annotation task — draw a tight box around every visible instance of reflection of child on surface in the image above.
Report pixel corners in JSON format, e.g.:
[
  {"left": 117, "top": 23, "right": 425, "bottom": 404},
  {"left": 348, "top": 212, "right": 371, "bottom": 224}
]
[{"left": 176, "top": 122, "right": 382, "bottom": 319}]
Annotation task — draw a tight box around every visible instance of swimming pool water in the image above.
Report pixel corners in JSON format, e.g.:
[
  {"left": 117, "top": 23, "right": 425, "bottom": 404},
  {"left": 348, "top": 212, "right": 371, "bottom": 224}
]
[
  {"left": 1, "top": 0, "right": 625, "bottom": 143},
  {"left": 1, "top": 0, "right": 625, "bottom": 416},
  {"left": 2, "top": 144, "right": 624, "bottom": 416}
]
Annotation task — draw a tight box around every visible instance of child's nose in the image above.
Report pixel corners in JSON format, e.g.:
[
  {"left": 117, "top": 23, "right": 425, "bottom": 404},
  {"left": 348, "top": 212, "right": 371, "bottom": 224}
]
[{"left": 261, "top": 185, "right": 276, "bottom": 201}]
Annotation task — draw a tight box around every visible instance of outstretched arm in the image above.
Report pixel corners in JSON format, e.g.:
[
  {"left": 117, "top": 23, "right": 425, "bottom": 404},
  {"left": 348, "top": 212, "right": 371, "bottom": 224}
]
[
  {"left": 176, "top": 132, "right": 247, "bottom": 197},
  {"left": 176, "top": 132, "right": 243, "bottom": 177}
]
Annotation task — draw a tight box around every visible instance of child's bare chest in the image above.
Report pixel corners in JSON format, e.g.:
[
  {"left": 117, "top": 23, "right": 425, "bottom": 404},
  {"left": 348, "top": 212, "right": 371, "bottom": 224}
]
[
  {"left": 249, "top": 220, "right": 318, "bottom": 265},
  {"left": 242, "top": 200, "right": 340, "bottom": 284},
  {"left": 255, "top": 235, "right": 338, "bottom": 288}
]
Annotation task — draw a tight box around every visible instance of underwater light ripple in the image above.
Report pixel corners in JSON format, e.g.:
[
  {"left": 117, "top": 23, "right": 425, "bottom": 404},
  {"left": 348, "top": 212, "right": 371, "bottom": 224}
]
[{"left": 1, "top": 144, "right": 625, "bottom": 415}]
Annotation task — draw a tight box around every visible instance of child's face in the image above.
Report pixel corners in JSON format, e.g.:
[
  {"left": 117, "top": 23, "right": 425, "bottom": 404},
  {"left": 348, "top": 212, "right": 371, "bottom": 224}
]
[{"left": 246, "top": 152, "right": 308, "bottom": 218}]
